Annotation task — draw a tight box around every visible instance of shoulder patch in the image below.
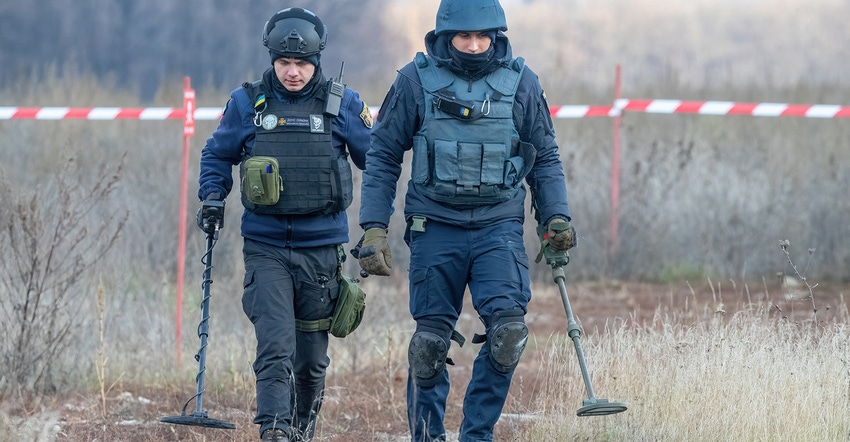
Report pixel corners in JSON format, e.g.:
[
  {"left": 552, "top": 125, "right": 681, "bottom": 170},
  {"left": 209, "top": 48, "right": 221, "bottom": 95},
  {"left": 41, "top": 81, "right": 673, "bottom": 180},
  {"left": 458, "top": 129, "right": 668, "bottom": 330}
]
[{"left": 359, "top": 102, "right": 373, "bottom": 129}]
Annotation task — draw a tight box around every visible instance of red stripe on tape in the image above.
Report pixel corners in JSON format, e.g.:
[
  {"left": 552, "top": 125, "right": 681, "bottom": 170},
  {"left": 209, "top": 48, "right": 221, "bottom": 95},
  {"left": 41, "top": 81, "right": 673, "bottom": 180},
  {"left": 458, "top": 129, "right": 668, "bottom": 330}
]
[
  {"left": 676, "top": 101, "right": 703, "bottom": 113},
  {"left": 64, "top": 108, "right": 91, "bottom": 118},
  {"left": 12, "top": 108, "right": 41, "bottom": 118}
]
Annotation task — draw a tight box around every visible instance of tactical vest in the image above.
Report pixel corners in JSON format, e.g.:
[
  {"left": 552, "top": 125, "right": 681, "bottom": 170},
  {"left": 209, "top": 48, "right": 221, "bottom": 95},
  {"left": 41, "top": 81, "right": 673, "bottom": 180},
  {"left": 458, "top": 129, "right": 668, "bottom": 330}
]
[
  {"left": 411, "top": 52, "right": 536, "bottom": 207},
  {"left": 240, "top": 79, "right": 353, "bottom": 215}
]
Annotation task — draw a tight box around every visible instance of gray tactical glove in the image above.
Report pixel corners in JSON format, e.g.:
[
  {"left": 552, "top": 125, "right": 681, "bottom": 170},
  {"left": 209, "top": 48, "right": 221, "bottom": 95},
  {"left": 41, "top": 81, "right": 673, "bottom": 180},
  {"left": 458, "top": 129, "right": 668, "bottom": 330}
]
[
  {"left": 547, "top": 218, "right": 576, "bottom": 252},
  {"left": 357, "top": 228, "right": 392, "bottom": 276}
]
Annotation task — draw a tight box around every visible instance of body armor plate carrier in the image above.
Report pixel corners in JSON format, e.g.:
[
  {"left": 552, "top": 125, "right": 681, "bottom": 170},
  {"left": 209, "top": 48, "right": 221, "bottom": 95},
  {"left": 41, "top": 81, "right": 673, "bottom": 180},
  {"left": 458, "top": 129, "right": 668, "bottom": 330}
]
[
  {"left": 240, "top": 79, "right": 352, "bottom": 215},
  {"left": 411, "top": 52, "right": 536, "bottom": 207}
]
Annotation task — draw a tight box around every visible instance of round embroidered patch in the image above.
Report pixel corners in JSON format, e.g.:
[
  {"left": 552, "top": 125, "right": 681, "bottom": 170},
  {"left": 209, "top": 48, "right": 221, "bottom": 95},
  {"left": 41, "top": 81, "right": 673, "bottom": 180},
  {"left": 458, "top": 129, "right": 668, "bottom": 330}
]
[{"left": 261, "top": 114, "right": 278, "bottom": 130}]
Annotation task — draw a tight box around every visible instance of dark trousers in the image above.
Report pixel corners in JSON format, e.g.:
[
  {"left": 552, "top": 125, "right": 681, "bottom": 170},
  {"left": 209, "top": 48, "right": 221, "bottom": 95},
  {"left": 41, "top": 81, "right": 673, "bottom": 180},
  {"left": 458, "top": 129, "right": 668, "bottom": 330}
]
[
  {"left": 404, "top": 219, "right": 532, "bottom": 442},
  {"left": 241, "top": 239, "right": 339, "bottom": 439}
]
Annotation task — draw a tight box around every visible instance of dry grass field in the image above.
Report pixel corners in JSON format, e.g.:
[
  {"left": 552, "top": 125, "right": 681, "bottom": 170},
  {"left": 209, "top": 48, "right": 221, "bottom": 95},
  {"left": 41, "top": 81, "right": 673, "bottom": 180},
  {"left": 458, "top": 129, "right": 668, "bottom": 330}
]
[{"left": 3, "top": 270, "right": 848, "bottom": 441}]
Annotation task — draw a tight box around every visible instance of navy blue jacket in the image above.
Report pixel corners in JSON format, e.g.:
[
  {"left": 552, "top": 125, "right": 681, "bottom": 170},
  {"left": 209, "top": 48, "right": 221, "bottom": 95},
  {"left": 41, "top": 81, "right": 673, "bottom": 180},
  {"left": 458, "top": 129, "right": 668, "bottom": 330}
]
[
  {"left": 359, "top": 31, "right": 570, "bottom": 230},
  {"left": 198, "top": 70, "right": 372, "bottom": 248}
]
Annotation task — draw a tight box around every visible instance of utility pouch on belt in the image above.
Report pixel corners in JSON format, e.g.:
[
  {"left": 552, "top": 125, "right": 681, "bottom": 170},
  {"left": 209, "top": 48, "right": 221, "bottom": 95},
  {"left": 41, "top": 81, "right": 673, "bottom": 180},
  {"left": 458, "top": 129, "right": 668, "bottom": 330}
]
[
  {"left": 329, "top": 274, "right": 366, "bottom": 338},
  {"left": 241, "top": 156, "right": 283, "bottom": 205}
]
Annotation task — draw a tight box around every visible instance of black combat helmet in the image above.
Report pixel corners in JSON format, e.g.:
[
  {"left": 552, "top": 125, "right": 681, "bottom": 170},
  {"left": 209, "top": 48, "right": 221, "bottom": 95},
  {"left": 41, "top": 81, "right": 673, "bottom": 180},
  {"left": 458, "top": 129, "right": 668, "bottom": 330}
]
[{"left": 263, "top": 8, "right": 327, "bottom": 58}]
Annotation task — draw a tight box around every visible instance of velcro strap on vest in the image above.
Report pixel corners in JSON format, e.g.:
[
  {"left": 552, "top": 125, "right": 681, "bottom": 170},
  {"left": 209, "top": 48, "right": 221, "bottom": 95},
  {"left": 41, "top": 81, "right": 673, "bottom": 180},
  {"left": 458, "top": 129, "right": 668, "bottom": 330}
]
[{"left": 295, "top": 317, "right": 332, "bottom": 332}]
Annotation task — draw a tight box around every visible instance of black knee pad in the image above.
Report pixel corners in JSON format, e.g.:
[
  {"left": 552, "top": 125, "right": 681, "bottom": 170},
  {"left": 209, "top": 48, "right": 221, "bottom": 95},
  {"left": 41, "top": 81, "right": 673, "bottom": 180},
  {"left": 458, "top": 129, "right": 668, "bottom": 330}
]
[
  {"left": 408, "top": 331, "right": 448, "bottom": 387},
  {"left": 408, "top": 322, "right": 453, "bottom": 387},
  {"left": 488, "top": 311, "right": 528, "bottom": 373}
]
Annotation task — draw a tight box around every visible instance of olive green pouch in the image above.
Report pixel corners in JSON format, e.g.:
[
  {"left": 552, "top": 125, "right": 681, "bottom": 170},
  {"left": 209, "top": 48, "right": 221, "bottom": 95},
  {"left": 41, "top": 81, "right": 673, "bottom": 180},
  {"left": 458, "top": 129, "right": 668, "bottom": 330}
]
[
  {"left": 329, "top": 274, "right": 366, "bottom": 338},
  {"left": 242, "top": 156, "right": 282, "bottom": 205}
]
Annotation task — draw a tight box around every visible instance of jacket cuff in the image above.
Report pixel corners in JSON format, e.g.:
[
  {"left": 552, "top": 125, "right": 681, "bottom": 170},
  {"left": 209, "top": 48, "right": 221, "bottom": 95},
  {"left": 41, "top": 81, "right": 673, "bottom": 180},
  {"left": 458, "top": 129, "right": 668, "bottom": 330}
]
[
  {"left": 545, "top": 215, "right": 571, "bottom": 226},
  {"left": 361, "top": 222, "right": 388, "bottom": 231}
]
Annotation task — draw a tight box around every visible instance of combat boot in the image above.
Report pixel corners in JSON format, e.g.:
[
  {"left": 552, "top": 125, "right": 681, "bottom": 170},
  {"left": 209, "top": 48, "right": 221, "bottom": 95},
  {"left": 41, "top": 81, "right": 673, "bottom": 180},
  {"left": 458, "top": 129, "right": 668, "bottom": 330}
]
[{"left": 261, "top": 428, "right": 289, "bottom": 441}]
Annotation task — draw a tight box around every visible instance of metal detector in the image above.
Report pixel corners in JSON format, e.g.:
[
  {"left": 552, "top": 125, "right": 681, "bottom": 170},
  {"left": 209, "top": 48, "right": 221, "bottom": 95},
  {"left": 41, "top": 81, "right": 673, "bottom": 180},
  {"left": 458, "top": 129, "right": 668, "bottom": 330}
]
[
  {"left": 161, "top": 200, "right": 236, "bottom": 430},
  {"left": 538, "top": 223, "right": 627, "bottom": 417}
]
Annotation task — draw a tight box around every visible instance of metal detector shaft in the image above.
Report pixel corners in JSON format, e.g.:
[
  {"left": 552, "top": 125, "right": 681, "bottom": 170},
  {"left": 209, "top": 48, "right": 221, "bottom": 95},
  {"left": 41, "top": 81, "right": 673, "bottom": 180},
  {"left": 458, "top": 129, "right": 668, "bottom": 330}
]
[
  {"left": 193, "top": 231, "right": 214, "bottom": 414},
  {"left": 553, "top": 266, "right": 596, "bottom": 399},
  {"left": 161, "top": 218, "right": 235, "bottom": 429},
  {"left": 552, "top": 264, "right": 627, "bottom": 417}
]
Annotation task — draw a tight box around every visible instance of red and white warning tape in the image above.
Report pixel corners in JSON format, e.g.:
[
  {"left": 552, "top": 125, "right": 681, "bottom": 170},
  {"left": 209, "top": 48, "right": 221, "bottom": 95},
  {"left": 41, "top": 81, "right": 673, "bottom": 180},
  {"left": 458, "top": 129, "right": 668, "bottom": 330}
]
[
  {"left": 613, "top": 99, "right": 850, "bottom": 118},
  {"left": 0, "top": 107, "right": 223, "bottom": 120},
  {"left": 550, "top": 100, "right": 850, "bottom": 118},
  {"left": 2, "top": 100, "right": 849, "bottom": 120},
  {"left": 551, "top": 105, "right": 619, "bottom": 118}
]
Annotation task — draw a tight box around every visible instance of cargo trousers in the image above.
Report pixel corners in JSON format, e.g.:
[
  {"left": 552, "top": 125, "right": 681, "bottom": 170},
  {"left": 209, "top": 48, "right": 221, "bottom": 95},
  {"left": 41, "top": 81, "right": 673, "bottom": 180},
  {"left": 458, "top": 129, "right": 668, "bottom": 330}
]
[
  {"left": 241, "top": 239, "right": 340, "bottom": 439},
  {"left": 404, "top": 219, "right": 532, "bottom": 442}
]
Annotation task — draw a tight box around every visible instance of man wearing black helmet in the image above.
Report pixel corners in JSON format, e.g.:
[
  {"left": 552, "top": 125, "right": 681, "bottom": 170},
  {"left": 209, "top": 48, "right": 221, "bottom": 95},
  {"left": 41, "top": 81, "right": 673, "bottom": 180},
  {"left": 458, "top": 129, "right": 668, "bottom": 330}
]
[
  {"left": 357, "top": 0, "right": 575, "bottom": 440},
  {"left": 197, "top": 7, "right": 372, "bottom": 442}
]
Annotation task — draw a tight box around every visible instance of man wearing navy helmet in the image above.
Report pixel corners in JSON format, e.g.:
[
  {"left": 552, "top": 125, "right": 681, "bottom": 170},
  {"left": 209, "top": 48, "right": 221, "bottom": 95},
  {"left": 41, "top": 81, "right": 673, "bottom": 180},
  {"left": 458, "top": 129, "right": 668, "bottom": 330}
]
[
  {"left": 357, "top": 0, "right": 575, "bottom": 440},
  {"left": 197, "top": 7, "right": 372, "bottom": 441}
]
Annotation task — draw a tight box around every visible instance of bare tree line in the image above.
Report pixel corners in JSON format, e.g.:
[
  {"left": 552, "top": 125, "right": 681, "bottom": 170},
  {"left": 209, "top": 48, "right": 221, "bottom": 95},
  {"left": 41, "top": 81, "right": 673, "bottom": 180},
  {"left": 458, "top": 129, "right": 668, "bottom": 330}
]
[{"left": 3, "top": 0, "right": 849, "bottom": 104}]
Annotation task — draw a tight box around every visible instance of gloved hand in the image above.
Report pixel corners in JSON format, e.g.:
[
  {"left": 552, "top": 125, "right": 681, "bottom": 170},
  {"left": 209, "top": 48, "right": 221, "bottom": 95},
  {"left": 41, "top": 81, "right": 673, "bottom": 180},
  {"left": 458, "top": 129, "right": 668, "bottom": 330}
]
[
  {"left": 546, "top": 218, "right": 576, "bottom": 252},
  {"left": 357, "top": 228, "right": 392, "bottom": 276},
  {"left": 196, "top": 193, "right": 225, "bottom": 234},
  {"left": 350, "top": 234, "right": 365, "bottom": 259}
]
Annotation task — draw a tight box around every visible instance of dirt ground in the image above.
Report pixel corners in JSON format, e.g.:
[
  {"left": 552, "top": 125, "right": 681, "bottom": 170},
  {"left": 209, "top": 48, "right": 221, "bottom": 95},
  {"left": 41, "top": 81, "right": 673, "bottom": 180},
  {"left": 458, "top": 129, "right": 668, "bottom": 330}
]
[
  {"left": 533, "top": 278, "right": 849, "bottom": 332},
  {"left": 15, "top": 279, "right": 849, "bottom": 441}
]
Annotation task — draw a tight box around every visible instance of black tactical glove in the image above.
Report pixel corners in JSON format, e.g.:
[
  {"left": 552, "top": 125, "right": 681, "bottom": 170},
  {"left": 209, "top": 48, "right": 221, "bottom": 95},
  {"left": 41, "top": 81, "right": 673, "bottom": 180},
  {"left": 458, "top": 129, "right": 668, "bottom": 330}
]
[
  {"left": 547, "top": 218, "right": 576, "bottom": 252},
  {"left": 196, "top": 193, "right": 225, "bottom": 234},
  {"left": 357, "top": 228, "right": 392, "bottom": 276}
]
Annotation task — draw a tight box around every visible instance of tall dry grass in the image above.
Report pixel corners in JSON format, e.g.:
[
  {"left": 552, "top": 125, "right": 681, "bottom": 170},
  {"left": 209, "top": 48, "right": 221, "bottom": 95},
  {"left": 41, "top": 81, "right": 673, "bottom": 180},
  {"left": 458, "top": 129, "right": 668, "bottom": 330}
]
[
  {"left": 0, "top": 249, "right": 848, "bottom": 440},
  {"left": 515, "top": 309, "right": 850, "bottom": 441},
  {"left": 39, "top": 276, "right": 850, "bottom": 441}
]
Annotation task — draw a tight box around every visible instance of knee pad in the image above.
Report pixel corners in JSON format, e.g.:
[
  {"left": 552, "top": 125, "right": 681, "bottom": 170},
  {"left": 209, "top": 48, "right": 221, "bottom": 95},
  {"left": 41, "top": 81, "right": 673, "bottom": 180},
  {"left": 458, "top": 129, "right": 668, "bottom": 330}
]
[
  {"left": 488, "top": 311, "right": 528, "bottom": 373},
  {"left": 408, "top": 330, "right": 448, "bottom": 387}
]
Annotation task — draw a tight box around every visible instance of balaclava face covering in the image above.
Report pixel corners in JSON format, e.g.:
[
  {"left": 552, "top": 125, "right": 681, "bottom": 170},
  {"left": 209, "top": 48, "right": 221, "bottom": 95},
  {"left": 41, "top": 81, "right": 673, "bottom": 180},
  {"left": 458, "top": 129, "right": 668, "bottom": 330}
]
[
  {"left": 268, "top": 52, "right": 324, "bottom": 99},
  {"left": 444, "top": 30, "right": 499, "bottom": 81}
]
